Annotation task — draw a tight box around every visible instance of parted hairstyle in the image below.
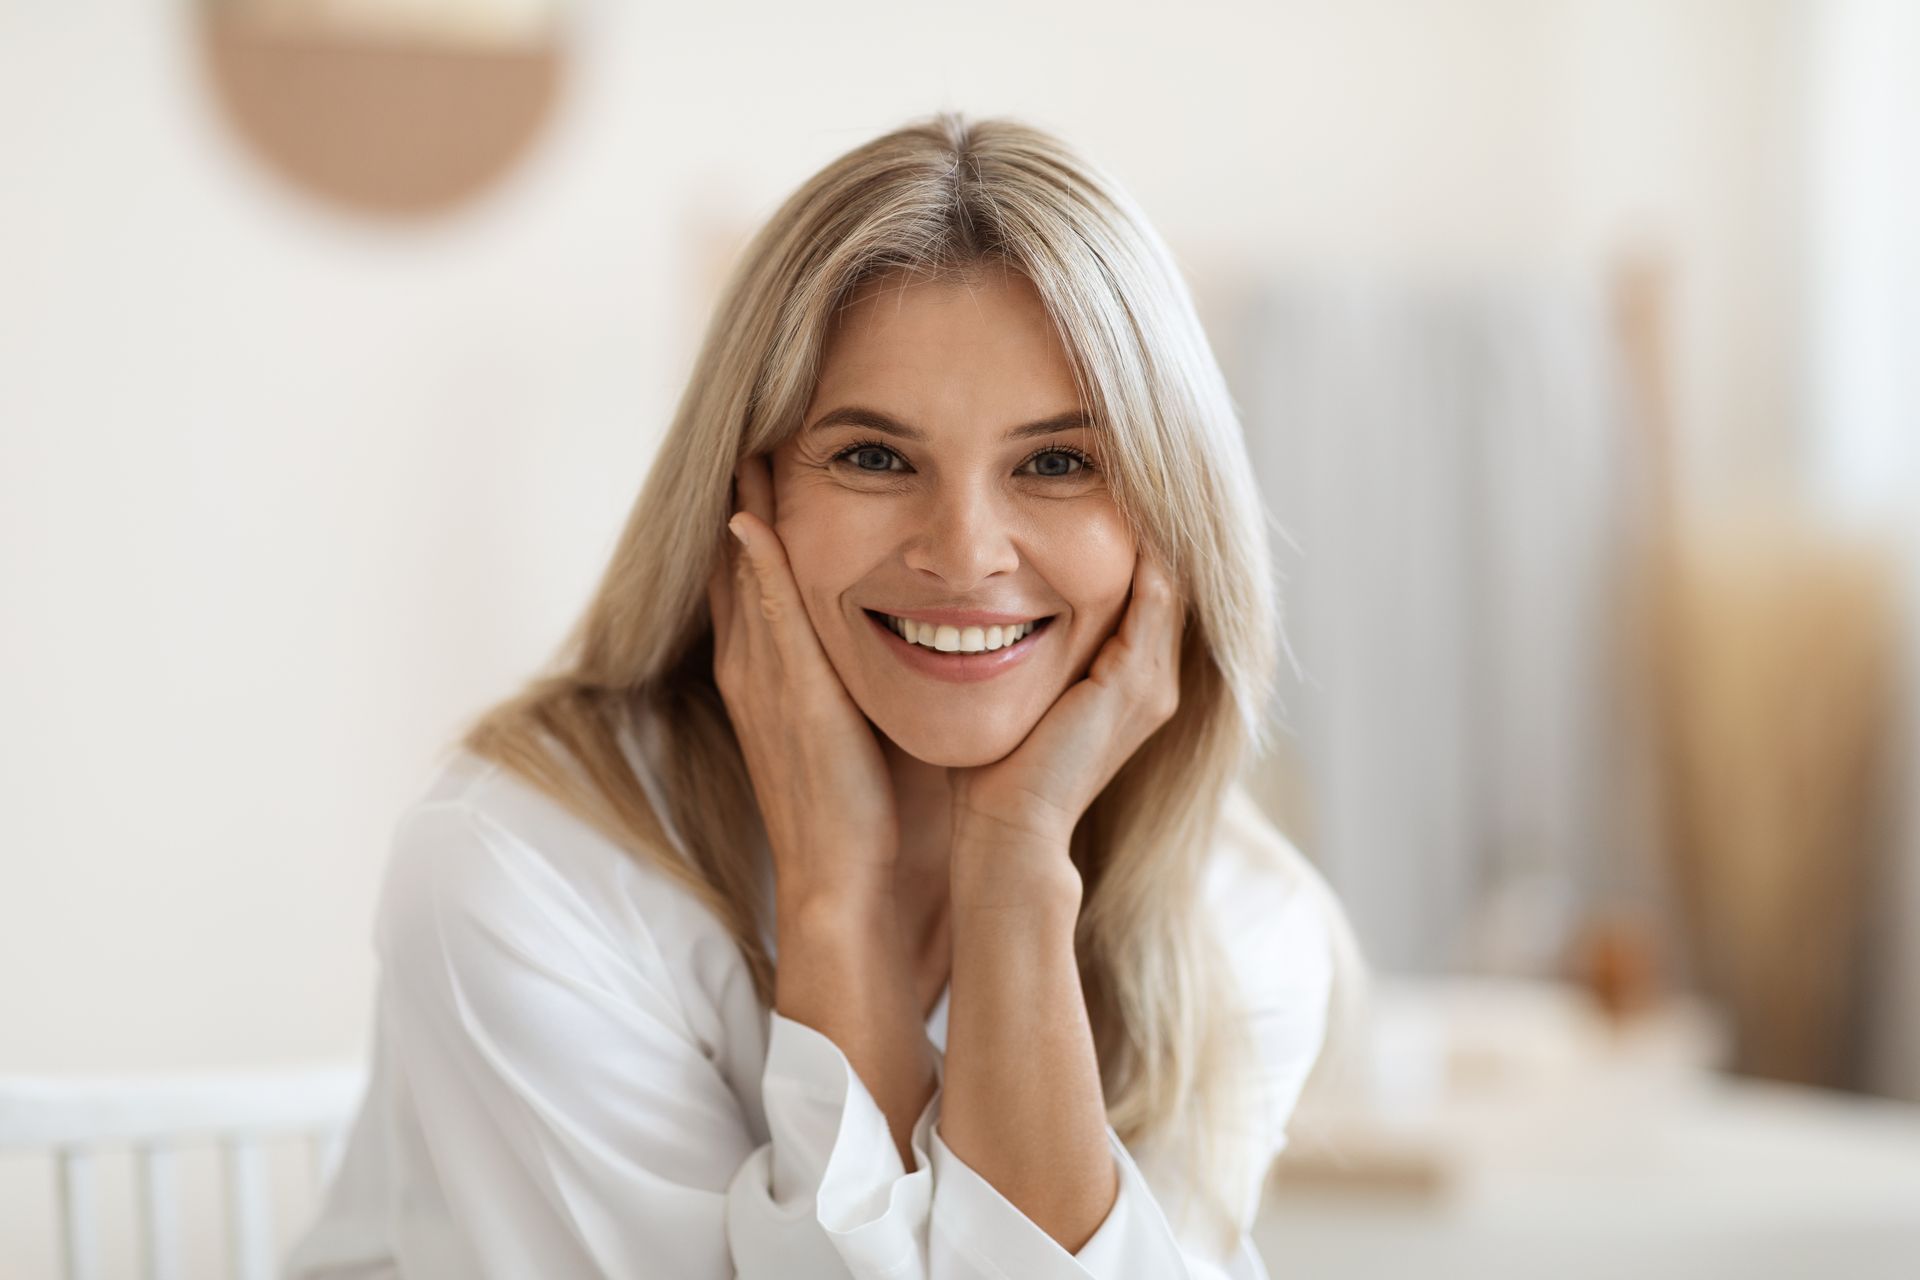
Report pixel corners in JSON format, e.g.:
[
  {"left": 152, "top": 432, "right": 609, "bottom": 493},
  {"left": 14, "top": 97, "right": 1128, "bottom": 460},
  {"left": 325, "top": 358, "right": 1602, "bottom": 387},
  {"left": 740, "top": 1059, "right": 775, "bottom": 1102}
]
[{"left": 455, "top": 109, "right": 1368, "bottom": 1253}]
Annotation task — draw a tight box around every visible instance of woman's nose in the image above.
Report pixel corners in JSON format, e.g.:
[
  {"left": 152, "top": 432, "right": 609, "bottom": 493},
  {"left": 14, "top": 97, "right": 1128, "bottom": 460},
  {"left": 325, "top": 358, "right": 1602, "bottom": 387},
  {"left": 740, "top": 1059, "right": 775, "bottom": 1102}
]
[{"left": 900, "top": 481, "right": 1020, "bottom": 590}]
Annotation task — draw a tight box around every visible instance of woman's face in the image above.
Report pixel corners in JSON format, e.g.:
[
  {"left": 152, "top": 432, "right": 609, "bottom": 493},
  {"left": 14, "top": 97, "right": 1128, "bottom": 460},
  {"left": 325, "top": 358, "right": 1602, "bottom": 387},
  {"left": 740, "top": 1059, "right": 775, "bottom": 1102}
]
[{"left": 769, "top": 268, "right": 1137, "bottom": 768}]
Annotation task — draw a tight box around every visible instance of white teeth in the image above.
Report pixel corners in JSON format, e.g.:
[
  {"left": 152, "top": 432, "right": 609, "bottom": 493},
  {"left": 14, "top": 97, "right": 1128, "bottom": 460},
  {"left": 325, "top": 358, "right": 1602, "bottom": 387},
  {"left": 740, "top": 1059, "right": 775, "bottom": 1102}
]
[{"left": 885, "top": 614, "right": 1040, "bottom": 653}]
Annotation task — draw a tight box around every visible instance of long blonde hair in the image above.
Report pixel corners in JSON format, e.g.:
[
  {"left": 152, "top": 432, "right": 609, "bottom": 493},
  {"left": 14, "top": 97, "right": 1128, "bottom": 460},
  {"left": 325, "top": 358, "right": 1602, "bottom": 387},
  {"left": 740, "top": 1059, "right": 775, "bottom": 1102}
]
[{"left": 456, "top": 109, "right": 1367, "bottom": 1252}]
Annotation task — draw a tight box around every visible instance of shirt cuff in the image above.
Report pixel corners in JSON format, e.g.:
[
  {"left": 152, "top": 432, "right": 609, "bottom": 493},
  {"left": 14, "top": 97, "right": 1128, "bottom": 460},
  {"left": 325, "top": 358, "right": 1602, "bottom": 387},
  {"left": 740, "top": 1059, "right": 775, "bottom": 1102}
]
[
  {"left": 928, "top": 1118, "right": 1195, "bottom": 1279},
  {"left": 727, "top": 1011, "right": 935, "bottom": 1277}
]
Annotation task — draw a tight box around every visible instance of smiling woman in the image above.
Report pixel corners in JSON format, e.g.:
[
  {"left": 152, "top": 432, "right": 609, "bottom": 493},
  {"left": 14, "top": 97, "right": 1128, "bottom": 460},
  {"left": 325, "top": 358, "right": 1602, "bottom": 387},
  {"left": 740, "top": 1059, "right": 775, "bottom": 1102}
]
[
  {"left": 285, "top": 110, "right": 1367, "bottom": 1280},
  {"left": 772, "top": 266, "right": 1135, "bottom": 765}
]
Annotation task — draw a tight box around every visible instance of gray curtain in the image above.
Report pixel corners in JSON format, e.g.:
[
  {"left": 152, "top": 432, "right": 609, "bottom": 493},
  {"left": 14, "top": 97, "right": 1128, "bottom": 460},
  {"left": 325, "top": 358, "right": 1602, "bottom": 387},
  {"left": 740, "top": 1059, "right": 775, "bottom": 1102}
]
[{"left": 1217, "top": 273, "right": 1659, "bottom": 977}]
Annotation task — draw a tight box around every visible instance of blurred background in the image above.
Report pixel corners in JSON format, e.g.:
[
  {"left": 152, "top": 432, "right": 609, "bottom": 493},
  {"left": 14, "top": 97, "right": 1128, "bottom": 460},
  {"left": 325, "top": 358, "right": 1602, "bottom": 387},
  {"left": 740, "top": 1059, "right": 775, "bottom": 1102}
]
[{"left": 3, "top": 0, "right": 1917, "bottom": 1276}]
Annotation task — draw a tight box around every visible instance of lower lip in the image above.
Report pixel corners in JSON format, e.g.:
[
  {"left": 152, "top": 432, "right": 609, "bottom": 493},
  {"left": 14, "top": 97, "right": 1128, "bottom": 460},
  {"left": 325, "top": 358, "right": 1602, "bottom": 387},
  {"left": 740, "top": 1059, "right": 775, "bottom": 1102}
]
[{"left": 865, "top": 611, "right": 1054, "bottom": 683}]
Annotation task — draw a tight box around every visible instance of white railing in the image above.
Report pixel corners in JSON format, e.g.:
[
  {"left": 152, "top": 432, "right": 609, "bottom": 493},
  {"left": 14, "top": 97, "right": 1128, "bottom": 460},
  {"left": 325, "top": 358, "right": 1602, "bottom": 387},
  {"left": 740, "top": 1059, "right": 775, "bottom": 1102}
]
[{"left": 0, "top": 1066, "right": 366, "bottom": 1280}]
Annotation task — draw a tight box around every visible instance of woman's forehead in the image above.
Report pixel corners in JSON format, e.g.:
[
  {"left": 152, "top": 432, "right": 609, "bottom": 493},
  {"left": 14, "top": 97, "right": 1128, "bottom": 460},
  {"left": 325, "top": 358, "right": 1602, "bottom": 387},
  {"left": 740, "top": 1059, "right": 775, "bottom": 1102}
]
[{"left": 809, "top": 276, "right": 1080, "bottom": 418}]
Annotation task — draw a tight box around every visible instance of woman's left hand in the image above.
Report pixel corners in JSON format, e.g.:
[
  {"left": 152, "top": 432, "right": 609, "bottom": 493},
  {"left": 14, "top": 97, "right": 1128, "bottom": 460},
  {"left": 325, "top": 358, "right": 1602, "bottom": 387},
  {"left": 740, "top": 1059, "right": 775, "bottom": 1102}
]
[{"left": 948, "top": 547, "right": 1185, "bottom": 894}]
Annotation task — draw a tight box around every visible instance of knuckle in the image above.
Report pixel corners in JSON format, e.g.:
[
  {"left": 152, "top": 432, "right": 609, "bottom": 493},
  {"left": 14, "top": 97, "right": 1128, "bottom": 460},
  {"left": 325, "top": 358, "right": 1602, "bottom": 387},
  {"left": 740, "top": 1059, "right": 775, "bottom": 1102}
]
[{"left": 1142, "top": 669, "right": 1179, "bottom": 719}]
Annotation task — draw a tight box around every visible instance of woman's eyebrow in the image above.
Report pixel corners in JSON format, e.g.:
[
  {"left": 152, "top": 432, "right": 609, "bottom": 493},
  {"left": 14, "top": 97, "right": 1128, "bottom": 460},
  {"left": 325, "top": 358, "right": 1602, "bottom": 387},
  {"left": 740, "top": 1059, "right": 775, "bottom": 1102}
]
[{"left": 803, "top": 406, "right": 1097, "bottom": 441}]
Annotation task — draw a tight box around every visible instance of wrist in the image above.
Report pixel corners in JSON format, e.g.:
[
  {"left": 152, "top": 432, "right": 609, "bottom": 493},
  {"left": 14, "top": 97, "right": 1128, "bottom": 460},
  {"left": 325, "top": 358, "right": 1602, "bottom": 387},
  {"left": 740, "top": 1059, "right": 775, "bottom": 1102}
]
[
  {"left": 949, "top": 828, "right": 1083, "bottom": 916},
  {"left": 777, "top": 881, "right": 899, "bottom": 943},
  {"left": 775, "top": 887, "right": 908, "bottom": 1016}
]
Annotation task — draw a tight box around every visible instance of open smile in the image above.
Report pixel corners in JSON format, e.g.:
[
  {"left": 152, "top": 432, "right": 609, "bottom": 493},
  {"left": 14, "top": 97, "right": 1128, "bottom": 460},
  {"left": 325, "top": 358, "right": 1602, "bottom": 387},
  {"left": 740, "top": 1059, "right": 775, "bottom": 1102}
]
[{"left": 863, "top": 609, "right": 1056, "bottom": 683}]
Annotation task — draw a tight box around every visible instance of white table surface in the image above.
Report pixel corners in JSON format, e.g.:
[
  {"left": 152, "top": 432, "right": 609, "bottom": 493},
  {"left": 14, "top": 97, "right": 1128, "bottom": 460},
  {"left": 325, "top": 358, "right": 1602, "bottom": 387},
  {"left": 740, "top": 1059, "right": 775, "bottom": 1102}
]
[{"left": 1252, "top": 979, "right": 1920, "bottom": 1279}]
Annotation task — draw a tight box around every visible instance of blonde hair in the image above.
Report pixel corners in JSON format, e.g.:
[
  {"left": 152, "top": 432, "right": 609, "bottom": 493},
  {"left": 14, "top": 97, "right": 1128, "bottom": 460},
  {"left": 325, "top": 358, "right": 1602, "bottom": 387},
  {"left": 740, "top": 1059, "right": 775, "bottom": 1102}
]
[{"left": 456, "top": 109, "right": 1367, "bottom": 1254}]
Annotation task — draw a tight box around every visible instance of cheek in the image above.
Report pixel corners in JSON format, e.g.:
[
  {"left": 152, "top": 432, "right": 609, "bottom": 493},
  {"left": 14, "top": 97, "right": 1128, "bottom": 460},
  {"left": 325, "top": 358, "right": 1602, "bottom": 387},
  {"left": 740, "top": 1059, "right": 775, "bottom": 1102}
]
[
  {"left": 1041, "top": 503, "right": 1135, "bottom": 629},
  {"left": 771, "top": 482, "right": 888, "bottom": 626}
]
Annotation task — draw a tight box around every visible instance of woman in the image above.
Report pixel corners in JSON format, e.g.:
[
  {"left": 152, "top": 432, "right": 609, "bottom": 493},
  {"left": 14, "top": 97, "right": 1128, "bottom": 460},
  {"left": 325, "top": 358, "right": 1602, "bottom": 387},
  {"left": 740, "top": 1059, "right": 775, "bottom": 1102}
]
[{"left": 286, "top": 110, "right": 1366, "bottom": 1280}]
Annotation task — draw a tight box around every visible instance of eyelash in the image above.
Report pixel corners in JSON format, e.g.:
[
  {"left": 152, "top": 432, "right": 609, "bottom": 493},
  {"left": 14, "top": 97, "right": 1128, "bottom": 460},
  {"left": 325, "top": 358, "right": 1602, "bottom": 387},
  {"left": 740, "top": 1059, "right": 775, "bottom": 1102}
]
[{"left": 828, "top": 438, "right": 1098, "bottom": 479}]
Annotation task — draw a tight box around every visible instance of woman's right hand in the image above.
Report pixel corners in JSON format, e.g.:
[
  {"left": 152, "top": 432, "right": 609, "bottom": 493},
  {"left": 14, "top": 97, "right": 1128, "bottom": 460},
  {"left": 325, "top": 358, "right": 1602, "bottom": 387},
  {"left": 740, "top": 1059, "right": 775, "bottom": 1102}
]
[{"left": 707, "top": 452, "right": 901, "bottom": 915}]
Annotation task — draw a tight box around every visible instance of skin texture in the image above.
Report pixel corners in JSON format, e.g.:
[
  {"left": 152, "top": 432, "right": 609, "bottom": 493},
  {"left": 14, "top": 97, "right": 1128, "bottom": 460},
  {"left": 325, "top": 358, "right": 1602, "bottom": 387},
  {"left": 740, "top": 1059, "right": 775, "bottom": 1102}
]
[{"left": 706, "top": 266, "right": 1186, "bottom": 1252}]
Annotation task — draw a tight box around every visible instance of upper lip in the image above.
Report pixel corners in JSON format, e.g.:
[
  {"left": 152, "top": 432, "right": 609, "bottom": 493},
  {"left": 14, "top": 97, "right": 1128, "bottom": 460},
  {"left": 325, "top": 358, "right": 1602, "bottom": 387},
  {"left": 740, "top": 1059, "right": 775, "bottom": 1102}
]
[{"left": 867, "top": 607, "right": 1053, "bottom": 627}]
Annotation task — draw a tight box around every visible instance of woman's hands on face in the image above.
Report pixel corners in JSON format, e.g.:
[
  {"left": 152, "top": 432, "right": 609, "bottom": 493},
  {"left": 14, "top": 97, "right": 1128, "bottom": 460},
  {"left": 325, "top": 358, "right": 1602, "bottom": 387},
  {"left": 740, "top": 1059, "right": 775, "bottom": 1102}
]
[
  {"left": 708, "top": 459, "right": 1183, "bottom": 912},
  {"left": 707, "top": 453, "right": 900, "bottom": 913},
  {"left": 948, "top": 547, "right": 1185, "bottom": 902}
]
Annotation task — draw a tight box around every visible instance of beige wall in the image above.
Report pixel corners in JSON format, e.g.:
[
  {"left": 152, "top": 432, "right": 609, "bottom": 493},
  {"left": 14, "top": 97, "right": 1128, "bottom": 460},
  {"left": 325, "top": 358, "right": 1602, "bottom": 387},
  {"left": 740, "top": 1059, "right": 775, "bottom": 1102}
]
[{"left": 0, "top": 0, "right": 1811, "bottom": 1269}]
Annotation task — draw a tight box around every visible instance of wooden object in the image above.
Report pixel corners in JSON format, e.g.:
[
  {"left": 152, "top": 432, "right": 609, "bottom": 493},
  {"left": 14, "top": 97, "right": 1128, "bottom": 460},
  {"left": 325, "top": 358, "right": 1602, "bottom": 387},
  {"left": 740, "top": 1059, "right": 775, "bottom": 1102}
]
[{"left": 195, "top": 7, "right": 566, "bottom": 218}]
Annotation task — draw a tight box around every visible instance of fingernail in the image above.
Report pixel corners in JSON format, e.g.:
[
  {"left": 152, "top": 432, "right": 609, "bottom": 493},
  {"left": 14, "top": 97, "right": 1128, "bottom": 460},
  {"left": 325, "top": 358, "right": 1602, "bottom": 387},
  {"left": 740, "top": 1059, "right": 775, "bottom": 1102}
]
[{"left": 727, "top": 514, "right": 746, "bottom": 543}]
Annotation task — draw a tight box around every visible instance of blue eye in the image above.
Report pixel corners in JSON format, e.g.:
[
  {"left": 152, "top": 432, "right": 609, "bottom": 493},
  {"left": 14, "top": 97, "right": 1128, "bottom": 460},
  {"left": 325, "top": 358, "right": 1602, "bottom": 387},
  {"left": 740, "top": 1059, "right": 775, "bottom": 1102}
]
[
  {"left": 828, "top": 441, "right": 906, "bottom": 473},
  {"left": 1020, "top": 447, "right": 1091, "bottom": 477},
  {"left": 828, "top": 439, "right": 1097, "bottom": 479}
]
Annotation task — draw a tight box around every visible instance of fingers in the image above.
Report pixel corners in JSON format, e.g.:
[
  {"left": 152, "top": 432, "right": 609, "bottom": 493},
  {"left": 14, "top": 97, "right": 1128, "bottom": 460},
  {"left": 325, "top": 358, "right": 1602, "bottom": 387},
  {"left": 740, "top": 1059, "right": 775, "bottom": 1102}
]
[
  {"left": 707, "top": 463, "right": 753, "bottom": 662},
  {"left": 724, "top": 455, "right": 821, "bottom": 663},
  {"left": 1120, "top": 546, "right": 1181, "bottom": 643},
  {"left": 999, "top": 546, "right": 1183, "bottom": 820},
  {"left": 707, "top": 549, "right": 743, "bottom": 696},
  {"left": 729, "top": 454, "right": 787, "bottom": 628},
  {"left": 1115, "top": 545, "right": 1184, "bottom": 721},
  {"left": 708, "top": 459, "right": 764, "bottom": 668},
  {"left": 736, "top": 449, "right": 777, "bottom": 531}
]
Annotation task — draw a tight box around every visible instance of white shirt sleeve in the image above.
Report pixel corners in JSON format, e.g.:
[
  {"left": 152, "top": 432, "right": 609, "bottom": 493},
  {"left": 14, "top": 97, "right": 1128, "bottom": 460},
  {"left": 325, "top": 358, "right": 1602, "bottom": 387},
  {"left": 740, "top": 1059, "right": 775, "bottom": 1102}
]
[{"left": 370, "top": 797, "right": 1331, "bottom": 1280}]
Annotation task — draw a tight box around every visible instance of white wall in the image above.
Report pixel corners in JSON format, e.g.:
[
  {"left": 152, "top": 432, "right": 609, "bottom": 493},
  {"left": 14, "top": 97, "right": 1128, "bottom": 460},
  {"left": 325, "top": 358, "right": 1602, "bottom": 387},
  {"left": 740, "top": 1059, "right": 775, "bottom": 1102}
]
[
  {"left": 1806, "top": 0, "right": 1920, "bottom": 1103},
  {"left": 0, "top": 0, "right": 1813, "bottom": 1268}
]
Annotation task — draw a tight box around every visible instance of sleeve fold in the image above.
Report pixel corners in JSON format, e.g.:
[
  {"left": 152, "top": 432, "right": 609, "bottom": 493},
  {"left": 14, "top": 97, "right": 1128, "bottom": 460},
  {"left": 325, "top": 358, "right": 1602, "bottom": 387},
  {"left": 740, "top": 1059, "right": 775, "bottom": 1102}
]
[
  {"left": 727, "top": 1012, "right": 936, "bottom": 1277},
  {"left": 743, "top": 1013, "right": 1214, "bottom": 1279},
  {"left": 929, "top": 1119, "right": 1199, "bottom": 1280}
]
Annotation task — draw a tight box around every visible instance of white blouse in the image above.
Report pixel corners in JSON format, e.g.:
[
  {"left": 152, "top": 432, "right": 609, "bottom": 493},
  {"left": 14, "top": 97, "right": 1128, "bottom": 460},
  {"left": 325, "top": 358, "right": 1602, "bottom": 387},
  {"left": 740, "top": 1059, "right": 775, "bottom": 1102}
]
[{"left": 283, "top": 708, "right": 1337, "bottom": 1280}]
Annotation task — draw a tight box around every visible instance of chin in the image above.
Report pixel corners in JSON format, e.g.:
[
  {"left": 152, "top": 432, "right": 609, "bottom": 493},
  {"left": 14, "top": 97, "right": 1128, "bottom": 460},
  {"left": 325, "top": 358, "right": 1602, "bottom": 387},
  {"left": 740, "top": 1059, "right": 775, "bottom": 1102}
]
[{"left": 870, "top": 710, "right": 1033, "bottom": 768}]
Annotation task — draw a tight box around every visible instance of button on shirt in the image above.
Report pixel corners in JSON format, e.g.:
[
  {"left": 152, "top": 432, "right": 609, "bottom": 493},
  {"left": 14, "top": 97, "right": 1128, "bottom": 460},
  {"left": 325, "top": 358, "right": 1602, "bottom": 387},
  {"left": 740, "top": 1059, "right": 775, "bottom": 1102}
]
[{"left": 283, "top": 707, "right": 1336, "bottom": 1279}]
